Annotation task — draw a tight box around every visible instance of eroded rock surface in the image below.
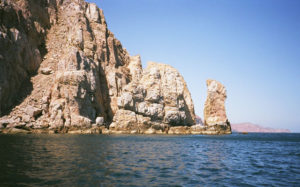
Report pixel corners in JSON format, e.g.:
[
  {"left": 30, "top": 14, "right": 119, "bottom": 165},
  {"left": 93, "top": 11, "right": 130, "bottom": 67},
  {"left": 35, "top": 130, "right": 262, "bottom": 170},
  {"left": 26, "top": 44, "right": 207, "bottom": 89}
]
[
  {"left": 0, "top": 0, "right": 52, "bottom": 116},
  {"left": 0, "top": 0, "right": 230, "bottom": 135},
  {"left": 110, "top": 61, "right": 196, "bottom": 133},
  {"left": 203, "top": 79, "right": 231, "bottom": 134},
  {"left": 0, "top": 0, "right": 133, "bottom": 133}
]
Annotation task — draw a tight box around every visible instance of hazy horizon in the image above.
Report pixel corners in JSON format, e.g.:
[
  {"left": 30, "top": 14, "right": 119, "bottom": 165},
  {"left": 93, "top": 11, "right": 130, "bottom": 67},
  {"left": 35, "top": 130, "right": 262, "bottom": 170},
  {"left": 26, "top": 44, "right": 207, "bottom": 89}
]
[{"left": 87, "top": 0, "right": 300, "bottom": 132}]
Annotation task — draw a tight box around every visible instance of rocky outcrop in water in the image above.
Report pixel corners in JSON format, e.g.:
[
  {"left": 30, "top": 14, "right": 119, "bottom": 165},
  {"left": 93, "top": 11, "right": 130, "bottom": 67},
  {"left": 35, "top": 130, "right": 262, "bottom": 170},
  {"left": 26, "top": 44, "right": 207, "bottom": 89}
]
[
  {"left": 0, "top": 0, "right": 230, "bottom": 135},
  {"left": 203, "top": 80, "right": 231, "bottom": 134},
  {"left": 109, "top": 61, "right": 196, "bottom": 134},
  {"left": 159, "top": 80, "right": 232, "bottom": 135}
]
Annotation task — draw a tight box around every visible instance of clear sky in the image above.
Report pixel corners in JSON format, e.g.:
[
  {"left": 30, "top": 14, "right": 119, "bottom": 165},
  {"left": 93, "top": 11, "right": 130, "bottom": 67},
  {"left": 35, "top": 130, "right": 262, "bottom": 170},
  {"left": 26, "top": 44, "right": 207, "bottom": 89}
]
[{"left": 87, "top": 0, "right": 300, "bottom": 132}]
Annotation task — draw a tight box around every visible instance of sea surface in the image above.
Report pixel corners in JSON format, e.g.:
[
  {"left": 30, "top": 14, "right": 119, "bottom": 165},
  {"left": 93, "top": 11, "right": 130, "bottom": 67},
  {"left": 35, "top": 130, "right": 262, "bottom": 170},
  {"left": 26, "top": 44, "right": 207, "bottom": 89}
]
[{"left": 0, "top": 133, "right": 299, "bottom": 186}]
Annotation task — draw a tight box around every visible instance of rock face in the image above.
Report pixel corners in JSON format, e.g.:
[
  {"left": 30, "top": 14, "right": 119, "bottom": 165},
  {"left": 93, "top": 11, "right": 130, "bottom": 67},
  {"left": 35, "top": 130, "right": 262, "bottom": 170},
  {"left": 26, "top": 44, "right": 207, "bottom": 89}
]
[
  {"left": 0, "top": 0, "right": 51, "bottom": 116},
  {"left": 0, "top": 0, "right": 134, "bottom": 133},
  {"left": 0, "top": 0, "right": 230, "bottom": 135},
  {"left": 203, "top": 80, "right": 231, "bottom": 134},
  {"left": 110, "top": 61, "right": 196, "bottom": 133}
]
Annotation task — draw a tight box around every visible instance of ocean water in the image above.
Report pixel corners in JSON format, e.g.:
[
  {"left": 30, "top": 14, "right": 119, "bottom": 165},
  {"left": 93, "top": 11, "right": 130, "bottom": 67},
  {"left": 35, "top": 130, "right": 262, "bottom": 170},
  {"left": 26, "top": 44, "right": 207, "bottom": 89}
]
[{"left": 0, "top": 133, "right": 299, "bottom": 186}]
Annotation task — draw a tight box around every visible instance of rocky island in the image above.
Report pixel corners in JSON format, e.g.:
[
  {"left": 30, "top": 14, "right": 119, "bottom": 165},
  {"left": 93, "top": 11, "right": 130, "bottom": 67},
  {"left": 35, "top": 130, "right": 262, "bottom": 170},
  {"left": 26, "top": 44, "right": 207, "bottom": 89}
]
[{"left": 0, "top": 0, "right": 231, "bottom": 135}]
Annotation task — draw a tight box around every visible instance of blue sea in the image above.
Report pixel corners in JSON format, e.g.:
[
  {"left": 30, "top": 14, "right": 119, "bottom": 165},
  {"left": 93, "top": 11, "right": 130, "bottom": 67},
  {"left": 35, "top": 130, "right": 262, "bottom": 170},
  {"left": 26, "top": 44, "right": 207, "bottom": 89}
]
[{"left": 0, "top": 133, "right": 299, "bottom": 186}]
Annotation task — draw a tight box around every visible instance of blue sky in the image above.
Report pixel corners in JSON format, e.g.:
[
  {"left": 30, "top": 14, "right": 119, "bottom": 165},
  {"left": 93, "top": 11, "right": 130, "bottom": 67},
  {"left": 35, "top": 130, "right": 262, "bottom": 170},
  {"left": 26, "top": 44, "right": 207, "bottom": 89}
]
[{"left": 87, "top": 0, "right": 300, "bottom": 132}]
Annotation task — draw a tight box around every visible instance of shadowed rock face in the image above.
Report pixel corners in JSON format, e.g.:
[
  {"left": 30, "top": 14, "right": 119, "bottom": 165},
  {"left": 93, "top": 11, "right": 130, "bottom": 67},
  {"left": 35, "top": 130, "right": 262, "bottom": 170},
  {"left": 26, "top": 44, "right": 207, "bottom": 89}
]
[
  {"left": 203, "top": 79, "right": 231, "bottom": 134},
  {"left": 0, "top": 0, "right": 52, "bottom": 116}
]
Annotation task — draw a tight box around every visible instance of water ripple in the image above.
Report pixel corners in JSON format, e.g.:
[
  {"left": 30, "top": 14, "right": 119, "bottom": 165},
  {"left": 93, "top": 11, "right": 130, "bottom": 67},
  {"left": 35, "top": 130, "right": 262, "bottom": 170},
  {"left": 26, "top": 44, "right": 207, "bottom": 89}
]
[{"left": 0, "top": 133, "right": 299, "bottom": 186}]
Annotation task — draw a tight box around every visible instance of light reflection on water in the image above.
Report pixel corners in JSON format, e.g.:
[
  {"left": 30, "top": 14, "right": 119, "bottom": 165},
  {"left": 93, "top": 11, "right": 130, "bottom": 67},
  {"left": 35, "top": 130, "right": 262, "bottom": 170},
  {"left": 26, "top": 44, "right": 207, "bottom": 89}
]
[{"left": 0, "top": 134, "right": 299, "bottom": 186}]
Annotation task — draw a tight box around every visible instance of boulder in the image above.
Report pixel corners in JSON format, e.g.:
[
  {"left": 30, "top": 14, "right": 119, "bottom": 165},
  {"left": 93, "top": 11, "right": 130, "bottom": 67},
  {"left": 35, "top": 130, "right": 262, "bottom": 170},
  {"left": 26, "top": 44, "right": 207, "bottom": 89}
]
[
  {"left": 25, "top": 106, "right": 42, "bottom": 118},
  {"left": 22, "top": 115, "right": 31, "bottom": 123},
  {"left": 40, "top": 68, "right": 53, "bottom": 75},
  {"left": 96, "top": 117, "right": 104, "bottom": 126}
]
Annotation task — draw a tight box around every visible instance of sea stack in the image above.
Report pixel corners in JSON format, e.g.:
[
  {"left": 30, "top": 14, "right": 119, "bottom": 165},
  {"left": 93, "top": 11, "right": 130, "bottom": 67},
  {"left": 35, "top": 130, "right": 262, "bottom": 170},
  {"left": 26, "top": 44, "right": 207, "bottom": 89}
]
[{"left": 203, "top": 80, "right": 231, "bottom": 134}]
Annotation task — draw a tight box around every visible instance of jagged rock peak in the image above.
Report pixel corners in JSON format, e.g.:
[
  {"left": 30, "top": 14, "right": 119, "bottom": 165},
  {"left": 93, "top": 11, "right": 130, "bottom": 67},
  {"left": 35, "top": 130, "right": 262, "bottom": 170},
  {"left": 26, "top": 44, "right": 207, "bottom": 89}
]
[
  {"left": 204, "top": 79, "right": 230, "bottom": 126},
  {"left": 128, "top": 55, "right": 143, "bottom": 83}
]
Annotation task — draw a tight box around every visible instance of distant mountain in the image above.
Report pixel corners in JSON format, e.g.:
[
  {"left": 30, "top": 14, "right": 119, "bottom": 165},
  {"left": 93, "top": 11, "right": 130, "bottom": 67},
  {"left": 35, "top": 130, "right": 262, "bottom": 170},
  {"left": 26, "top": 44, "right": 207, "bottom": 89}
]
[
  {"left": 195, "top": 115, "right": 204, "bottom": 126},
  {"left": 231, "top": 123, "right": 290, "bottom": 133}
]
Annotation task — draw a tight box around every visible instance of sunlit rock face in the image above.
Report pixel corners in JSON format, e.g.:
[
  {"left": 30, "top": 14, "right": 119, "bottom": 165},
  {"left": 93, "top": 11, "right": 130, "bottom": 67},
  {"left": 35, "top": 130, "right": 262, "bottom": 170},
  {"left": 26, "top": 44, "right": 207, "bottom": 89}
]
[
  {"left": 111, "top": 61, "right": 196, "bottom": 133},
  {"left": 0, "top": 0, "right": 230, "bottom": 135},
  {"left": 203, "top": 79, "right": 231, "bottom": 134},
  {"left": 0, "top": 0, "right": 133, "bottom": 132}
]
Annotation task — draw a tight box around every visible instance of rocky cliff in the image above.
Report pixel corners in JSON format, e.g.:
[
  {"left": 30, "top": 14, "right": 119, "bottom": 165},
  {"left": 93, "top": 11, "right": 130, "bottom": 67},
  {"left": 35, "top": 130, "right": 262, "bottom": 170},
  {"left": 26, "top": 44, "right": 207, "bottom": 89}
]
[
  {"left": 0, "top": 0, "right": 51, "bottom": 116},
  {"left": 0, "top": 0, "right": 230, "bottom": 135},
  {"left": 0, "top": 0, "right": 135, "bottom": 133}
]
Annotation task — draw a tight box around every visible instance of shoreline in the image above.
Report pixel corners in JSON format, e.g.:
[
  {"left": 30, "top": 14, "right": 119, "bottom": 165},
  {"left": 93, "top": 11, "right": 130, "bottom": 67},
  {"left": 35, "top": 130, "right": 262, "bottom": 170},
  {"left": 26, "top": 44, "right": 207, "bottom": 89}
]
[{"left": 0, "top": 125, "right": 232, "bottom": 135}]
